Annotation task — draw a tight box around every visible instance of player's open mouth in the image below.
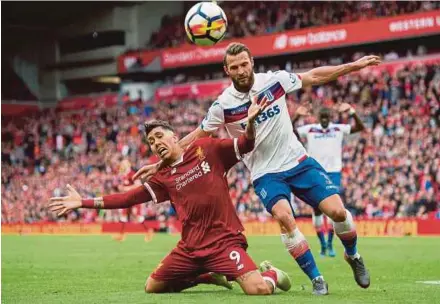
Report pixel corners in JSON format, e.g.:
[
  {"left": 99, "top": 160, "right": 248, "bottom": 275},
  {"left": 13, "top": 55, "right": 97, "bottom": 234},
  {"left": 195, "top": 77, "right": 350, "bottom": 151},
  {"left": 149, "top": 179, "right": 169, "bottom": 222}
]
[{"left": 157, "top": 147, "right": 168, "bottom": 157}]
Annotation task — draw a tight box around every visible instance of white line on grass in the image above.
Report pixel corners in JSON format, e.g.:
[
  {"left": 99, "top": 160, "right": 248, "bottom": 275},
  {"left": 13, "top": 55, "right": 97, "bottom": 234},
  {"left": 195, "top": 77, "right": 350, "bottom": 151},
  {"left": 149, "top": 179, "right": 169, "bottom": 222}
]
[{"left": 416, "top": 281, "right": 440, "bottom": 285}]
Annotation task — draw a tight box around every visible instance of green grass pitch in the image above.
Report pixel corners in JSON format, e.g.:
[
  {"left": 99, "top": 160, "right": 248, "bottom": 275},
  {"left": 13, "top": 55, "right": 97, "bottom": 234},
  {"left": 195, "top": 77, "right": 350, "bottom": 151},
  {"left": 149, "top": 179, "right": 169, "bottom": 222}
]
[{"left": 2, "top": 234, "right": 440, "bottom": 303}]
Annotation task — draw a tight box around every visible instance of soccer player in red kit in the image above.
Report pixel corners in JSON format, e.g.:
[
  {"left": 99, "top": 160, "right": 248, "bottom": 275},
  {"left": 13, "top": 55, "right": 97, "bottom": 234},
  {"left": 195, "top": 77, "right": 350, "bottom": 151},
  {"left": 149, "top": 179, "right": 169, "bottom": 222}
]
[{"left": 49, "top": 97, "right": 292, "bottom": 295}]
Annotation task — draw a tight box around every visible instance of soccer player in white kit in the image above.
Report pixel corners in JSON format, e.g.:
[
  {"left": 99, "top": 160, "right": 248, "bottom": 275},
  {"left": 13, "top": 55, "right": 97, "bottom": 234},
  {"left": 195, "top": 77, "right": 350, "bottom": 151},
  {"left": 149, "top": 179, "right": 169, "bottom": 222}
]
[
  {"left": 134, "top": 43, "right": 380, "bottom": 294},
  {"left": 294, "top": 104, "right": 365, "bottom": 257}
]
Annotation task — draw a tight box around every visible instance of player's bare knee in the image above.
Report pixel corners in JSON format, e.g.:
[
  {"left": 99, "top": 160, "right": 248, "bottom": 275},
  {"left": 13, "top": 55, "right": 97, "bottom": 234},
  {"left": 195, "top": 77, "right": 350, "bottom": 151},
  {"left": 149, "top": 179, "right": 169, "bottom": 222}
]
[
  {"left": 256, "top": 282, "right": 272, "bottom": 295},
  {"left": 328, "top": 207, "right": 346, "bottom": 222},
  {"left": 145, "top": 285, "right": 155, "bottom": 293},
  {"left": 274, "top": 211, "right": 295, "bottom": 229},
  {"left": 272, "top": 203, "right": 294, "bottom": 223},
  {"left": 145, "top": 276, "right": 159, "bottom": 293}
]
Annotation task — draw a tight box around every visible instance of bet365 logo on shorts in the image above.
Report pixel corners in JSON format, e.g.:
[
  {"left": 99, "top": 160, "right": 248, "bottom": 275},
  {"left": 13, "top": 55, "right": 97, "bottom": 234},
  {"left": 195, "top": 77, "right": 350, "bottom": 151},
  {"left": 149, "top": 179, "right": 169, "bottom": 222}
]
[{"left": 240, "top": 105, "right": 281, "bottom": 129}]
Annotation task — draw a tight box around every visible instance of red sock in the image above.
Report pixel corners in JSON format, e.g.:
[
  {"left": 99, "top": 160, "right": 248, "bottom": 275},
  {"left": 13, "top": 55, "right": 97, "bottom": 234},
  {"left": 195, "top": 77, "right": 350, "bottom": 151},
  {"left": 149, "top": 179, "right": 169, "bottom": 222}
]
[
  {"left": 261, "top": 270, "right": 277, "bottom": 292},
  {"left": 119, "top": 222, "right": 125, "bottom": 235}
]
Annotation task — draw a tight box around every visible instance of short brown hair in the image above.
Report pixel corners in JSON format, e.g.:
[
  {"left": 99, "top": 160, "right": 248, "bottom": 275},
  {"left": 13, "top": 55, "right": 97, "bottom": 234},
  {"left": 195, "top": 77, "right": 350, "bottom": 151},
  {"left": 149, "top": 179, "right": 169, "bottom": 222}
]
[
  {"left": 223, "top": 42, "right": 252, "bottom": 67},
  {"left": 144, "top": 120, "right": 175, "bottom": 137}
]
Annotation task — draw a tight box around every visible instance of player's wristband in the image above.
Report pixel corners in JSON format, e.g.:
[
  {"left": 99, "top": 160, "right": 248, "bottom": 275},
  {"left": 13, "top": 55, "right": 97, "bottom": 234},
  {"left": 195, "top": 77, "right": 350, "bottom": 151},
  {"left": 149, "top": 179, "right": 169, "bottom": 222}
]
[
  {"left": 348, "top": 108, "right": 356, "bottom": 116},
  {"left": 81, "top": 197, "right": 104, "bottom": 209}
]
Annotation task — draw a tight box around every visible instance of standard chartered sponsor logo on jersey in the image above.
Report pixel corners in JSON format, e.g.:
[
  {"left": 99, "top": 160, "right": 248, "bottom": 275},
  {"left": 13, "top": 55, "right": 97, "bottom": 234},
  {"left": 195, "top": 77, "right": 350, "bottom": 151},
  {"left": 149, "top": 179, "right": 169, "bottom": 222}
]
[{"left": 175, "top": 161, "right": 211, "bottom": 190}]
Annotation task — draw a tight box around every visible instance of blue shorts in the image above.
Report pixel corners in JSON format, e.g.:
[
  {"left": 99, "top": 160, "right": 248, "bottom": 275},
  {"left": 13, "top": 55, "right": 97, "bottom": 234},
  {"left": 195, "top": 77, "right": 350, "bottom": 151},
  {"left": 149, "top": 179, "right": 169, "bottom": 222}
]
[
  {"left": 253, "top": 157, "right": 340, "bottom": 213},
  {"left": 327, "top": 172, "right": 342, "bottom": 190}
]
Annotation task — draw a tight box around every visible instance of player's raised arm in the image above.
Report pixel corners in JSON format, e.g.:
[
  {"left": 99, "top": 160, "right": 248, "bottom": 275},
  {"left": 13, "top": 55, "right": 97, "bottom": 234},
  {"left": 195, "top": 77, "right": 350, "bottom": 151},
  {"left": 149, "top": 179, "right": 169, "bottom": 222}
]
[
  {"left": 292, "top": 104, "right": 312, "bottom": 126},
  {"left": 215, "top": 96, "right": 269, "bottom": 169},
  {"left": 48, "top": 184, "right": 152, "bottom": 217},
  {"left": 336, "top": 103, "right": 366, "bottom": 134},
  {"left": 292, "top": 104, "right": 312, "bottom": 140},
  {"left": 298, "top": 55, "right": 381, "bottom": 87},
  {"left": 243, "top": 96, "right": 269, "bottom": 144}
]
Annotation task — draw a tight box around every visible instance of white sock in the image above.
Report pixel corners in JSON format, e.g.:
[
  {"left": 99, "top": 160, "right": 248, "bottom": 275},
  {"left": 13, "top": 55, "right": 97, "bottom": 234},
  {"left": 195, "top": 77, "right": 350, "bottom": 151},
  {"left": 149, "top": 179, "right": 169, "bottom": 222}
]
[
  {"left": 281, "top": 228, "right": 307, "bottom": 253},
  {"left": 333, "top": 209, "right": 356, "bottom": 234},
  {"left": 263, "top": 277, "right": 276, "bottom": 293},
  {"left": 312, "top": 213, "right": 324, "bottom": 229},
  {"left": 349, "top": 253, "right": 361, "bottom": 260},
  {"left": 326, "top": 215, "right": 333, "bottom": 227}
]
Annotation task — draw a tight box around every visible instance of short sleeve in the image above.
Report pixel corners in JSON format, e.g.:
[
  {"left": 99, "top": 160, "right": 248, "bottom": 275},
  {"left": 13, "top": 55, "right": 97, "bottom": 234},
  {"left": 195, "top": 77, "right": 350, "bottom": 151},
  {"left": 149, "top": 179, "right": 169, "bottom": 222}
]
[
  {"left": 297, "top": 125, "right": 312, "bottom": 138},
  {"left": 142, "top": 177, "right": 170, "bottom": 204},
  {"left": 274, "top": 70, "right": 303, "bottom": 93},
  {"left": 200, "top": 101, "right": 224, "bottom": 132},
  {"left": 335, "top": 124, "right": 352, "bottom": 135}
]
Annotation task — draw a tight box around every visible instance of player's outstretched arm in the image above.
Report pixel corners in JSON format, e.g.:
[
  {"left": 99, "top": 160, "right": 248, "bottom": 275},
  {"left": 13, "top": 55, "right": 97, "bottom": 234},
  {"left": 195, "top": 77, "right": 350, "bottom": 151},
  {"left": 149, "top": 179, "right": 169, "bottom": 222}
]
[
  {"left": 133, "top": 127, "right": 211, "bottom": 181},
  {"left": 298, "top": 55, "right": 381, "bottom": 87},
  {"left": 337, "top": 103, "right": 366, "bottom": 134},
  {"left": 48, "top": 184, "right": 151, "bottom": 217}
]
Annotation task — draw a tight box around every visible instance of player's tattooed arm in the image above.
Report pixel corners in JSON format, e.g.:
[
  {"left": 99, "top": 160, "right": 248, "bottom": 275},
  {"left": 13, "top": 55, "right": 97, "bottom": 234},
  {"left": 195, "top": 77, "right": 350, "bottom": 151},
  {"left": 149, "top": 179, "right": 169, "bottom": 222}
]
[{"left": 48, "top": 184, "right": 151, "bottom": 217}]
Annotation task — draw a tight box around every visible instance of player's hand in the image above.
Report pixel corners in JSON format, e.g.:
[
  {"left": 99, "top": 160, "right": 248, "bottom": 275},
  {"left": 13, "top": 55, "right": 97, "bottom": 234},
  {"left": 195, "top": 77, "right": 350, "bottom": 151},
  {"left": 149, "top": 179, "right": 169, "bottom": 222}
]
[
  {"left": 336, "top": 102, "right": 354, "bottom": 113},
  {"left": 351, "top": 55, "right": 382, "bottom": 71},
  {"left": 48, "top": 184, "right": 82, "bottom": 217},
  {"left": 295, "top": 105, "right": 312, "bottom": 117},
  {"left": 132, "top": 162, "right": 160, "bottom": 181},
  {"left": 248, "top": 96, "right": 269, "bottom": 122}
]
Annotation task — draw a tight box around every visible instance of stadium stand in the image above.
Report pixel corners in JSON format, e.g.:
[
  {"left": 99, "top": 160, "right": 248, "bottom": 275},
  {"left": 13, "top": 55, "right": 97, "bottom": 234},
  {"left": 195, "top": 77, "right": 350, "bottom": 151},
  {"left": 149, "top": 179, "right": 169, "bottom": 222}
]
[
  {"left": 145, "top": 1, "right": 439, "bottom": 49},
  {"left": 2, "top": 59, "right": 439, "bottom": 223}
]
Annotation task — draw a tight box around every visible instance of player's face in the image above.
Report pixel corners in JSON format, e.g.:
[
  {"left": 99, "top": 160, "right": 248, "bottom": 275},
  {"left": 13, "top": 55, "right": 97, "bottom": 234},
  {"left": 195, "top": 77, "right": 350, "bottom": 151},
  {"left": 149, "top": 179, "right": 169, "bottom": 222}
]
[
  {"left": 147, "top": 127, "right": 179, "bottom": 161},
  {"left": 224, "top": 51, "right": 254, "bottom": 92},
  {"left": 319, "top": 114, "right": 330, "bottom": 129}
]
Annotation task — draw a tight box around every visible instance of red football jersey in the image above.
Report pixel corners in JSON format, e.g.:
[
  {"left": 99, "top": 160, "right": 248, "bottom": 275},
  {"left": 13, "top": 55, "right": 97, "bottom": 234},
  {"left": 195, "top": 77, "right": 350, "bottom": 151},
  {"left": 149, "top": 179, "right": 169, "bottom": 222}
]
[{"left": 143, "top": 137, "right": 246, "bottom": 254}]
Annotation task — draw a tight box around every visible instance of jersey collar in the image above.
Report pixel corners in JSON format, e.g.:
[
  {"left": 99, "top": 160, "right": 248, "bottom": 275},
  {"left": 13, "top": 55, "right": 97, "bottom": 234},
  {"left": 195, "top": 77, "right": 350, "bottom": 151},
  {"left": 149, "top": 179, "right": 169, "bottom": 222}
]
[{"left": 169, "top": 153, "right": 184, "bottom": 167}]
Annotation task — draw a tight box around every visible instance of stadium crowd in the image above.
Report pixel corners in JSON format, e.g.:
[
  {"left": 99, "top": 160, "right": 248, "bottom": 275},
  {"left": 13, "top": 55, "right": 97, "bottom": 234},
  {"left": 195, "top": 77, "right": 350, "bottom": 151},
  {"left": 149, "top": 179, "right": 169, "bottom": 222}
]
[
  {"left": 2, "top": 61, "right": 440, "bottom": 224},
  {"left": 146, "top": 1, "right": 439, "bottom": 49},
  {"left": 164, "top": 45, "right": 432, "bottom": 85}
]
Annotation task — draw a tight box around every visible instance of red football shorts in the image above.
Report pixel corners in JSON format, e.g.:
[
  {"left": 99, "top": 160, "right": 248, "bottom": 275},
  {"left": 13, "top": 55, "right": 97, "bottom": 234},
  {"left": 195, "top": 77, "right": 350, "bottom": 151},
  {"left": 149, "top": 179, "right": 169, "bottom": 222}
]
[{"left": 150, "top": 244, "right": 257, "bottom": 282}]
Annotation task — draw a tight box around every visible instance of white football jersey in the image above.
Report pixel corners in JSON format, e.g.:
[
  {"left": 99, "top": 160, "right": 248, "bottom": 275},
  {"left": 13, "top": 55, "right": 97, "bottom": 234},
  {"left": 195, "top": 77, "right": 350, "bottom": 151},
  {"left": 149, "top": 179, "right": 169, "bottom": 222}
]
[
  {"left": 297, "top": 123, "right": 351, "bottom": 173},
  {"left": 201, "top": 71, "right": 307, "bottom": 181}
]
